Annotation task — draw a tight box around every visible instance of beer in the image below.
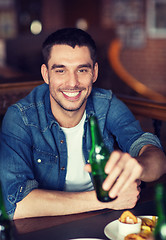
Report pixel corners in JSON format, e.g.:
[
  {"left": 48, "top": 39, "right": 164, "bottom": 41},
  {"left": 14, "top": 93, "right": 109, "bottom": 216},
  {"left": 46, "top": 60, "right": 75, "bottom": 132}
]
[{"left": 89, "top": 115, "right": 116, "bottom": 202}]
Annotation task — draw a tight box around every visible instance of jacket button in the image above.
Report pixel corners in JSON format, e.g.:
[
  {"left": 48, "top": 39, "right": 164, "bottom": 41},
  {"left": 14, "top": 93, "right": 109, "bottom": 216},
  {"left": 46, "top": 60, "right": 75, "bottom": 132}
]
[
  {"left": 61, "top": 167, "right": 65, "bottom": 171},
  {"left": 60, "top": 140, "right": 64, "bottom": 144}
]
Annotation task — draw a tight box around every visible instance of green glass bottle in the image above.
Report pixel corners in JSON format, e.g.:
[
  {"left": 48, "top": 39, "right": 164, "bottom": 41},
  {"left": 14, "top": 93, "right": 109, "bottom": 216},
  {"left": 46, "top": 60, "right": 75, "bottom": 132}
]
[
  {"left": 0, "top": 182, "right": 13, "bottom": 240},
  {"left": 154, "top": 183, "right": 166, "bottom": 240},
  {"left": 89, "top": 115, "right": 116, "bottom": 202}
]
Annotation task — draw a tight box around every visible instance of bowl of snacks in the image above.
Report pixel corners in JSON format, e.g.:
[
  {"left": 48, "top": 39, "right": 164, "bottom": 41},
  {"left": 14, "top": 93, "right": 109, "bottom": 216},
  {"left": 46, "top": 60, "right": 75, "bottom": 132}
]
[
  {"left": 124, "top": 215, "right": 157, "bottom": 240},
  {"left": 118, "top": 211, "right": 142, "bottom": 236},
  {"left": 104, "top": 211, "right": 157, "bottom": 240}
]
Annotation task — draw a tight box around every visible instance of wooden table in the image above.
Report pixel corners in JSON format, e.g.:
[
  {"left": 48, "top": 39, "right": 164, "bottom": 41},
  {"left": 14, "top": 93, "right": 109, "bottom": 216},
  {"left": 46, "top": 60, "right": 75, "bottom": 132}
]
[{"left": 13, "top": 186, "right": 157, "bottom": 240}]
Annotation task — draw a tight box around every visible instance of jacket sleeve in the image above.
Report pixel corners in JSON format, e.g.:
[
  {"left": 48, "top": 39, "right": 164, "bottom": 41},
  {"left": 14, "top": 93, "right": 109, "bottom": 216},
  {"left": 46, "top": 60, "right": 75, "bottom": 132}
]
[
  {"left": 0, "top": 106, "right": 38, "bottom": 219},
  {"left": 106, "top": 94, "right": 162, "bottom": 155}
]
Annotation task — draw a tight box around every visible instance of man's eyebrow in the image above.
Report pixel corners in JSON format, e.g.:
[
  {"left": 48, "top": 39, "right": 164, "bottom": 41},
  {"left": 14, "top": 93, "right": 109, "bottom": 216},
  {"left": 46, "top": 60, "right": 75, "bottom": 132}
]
[
  {"left": 51, "top": 64, "right": 65, "bottom": 70},
  {"left": 78, "top": 63, "right": 92, "bottom": 68},
  {"left": 50, "top": 63, "right": 92, "bottom": 70}
]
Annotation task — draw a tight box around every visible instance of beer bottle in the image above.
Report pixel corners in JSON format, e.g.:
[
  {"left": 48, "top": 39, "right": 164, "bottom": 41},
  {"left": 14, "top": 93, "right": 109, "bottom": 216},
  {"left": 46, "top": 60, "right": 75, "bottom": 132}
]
[
  {"left": 154, "top": 183, "right": 166, "bottom": 240},
  {"left": 89, "top": 115, "right": 116, "bottom": 202},
  {"left": 0, "top": 182, "right": 13, "bottom": 240}
]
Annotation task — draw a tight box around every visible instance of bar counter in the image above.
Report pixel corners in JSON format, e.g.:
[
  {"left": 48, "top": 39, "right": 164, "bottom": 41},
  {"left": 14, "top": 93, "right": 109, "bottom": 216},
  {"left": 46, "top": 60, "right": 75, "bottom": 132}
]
[{"left": 13, "top": 185, "right": 158, "bottom": 240}]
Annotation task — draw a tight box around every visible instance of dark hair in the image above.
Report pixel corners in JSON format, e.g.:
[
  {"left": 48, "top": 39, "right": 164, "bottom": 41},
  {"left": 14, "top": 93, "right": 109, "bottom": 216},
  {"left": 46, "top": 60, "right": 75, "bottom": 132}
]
[{"left": 42, "top": 28, "right": 97, "bottom": 67}]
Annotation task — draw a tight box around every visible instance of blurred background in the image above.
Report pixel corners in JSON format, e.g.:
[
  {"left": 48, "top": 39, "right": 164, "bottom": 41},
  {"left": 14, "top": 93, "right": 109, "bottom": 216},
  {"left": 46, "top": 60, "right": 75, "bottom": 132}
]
[{"left": 0, "top": 0, "right": 166, "bottom": 156}]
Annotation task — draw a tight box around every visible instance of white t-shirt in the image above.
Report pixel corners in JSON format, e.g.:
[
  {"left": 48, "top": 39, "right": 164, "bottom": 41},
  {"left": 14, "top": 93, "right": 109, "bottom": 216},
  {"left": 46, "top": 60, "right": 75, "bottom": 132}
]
[{"left": 62, "top": 112, "right": 94, "bottom": 192}]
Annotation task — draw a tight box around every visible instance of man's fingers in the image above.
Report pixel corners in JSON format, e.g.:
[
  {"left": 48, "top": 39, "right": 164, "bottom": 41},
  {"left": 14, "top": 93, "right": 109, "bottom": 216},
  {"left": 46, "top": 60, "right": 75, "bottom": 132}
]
[
  {"left": 114, "top": 166, "right": 142, "bottom": 195},
  {"left": 84, "top": 164, "right": 91, "bottom": 172},
  {"left": 103, "top": 153, "right": 132, "bottom": 192},
  {"left": 105, "top": 151, "right": 122, "bottom": 174}
]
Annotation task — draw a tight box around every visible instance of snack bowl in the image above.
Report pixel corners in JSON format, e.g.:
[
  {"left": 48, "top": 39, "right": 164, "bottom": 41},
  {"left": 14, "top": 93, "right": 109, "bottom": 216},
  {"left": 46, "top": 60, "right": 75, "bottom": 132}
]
[{"left": 118, "top": 217, "right": 142, "bottom": 236}]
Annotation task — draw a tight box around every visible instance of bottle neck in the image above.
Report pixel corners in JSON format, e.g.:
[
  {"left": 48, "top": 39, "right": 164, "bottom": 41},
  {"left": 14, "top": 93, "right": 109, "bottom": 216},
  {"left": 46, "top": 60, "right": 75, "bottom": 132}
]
[
  {"left": 89, "top": 116, "right": 104, "bottom": 148},
  {"left": 155, "top": 184, "right": 166, "bottom": 221},
  {"left": 154, "top": 184, "right": 166, "bottom": 239}
]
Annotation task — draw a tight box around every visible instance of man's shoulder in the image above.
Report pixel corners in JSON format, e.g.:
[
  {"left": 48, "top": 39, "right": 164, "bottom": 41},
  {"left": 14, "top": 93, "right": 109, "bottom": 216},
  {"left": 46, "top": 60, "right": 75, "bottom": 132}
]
[
  {"left": 3, "top": 83, "right": 49, "bottom": 130},
  {"left": 13, "top": 83, "right": 49, "bottom": 111}
]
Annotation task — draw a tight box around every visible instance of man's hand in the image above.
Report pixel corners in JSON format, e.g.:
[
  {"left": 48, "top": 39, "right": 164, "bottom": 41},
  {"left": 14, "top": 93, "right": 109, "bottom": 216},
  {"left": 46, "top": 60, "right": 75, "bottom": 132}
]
[
  {"left": 107, "top": 180, "right": 141, "bottom": 210},
  {"left": 103, "top": 151, "right": 143, "bottom": 198},
  {"left": 85, "top": 150, "right": 143, "bottom": 199}
]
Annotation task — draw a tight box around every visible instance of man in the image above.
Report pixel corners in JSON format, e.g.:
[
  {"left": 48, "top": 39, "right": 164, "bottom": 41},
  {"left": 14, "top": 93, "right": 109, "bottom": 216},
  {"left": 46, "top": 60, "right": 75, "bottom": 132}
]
[{"left": 0, "top": 28, "right": 166, "bottom": 219}]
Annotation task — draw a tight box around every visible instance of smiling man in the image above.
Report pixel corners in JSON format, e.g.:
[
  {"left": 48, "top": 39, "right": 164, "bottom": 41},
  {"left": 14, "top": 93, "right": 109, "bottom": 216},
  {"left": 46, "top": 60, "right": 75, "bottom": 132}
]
[
  {"left": 0, "top": 28, "right": 166, "bottom": 219},
  {"left": 41, "top": 44, "right": 98, "bottom": 127}
]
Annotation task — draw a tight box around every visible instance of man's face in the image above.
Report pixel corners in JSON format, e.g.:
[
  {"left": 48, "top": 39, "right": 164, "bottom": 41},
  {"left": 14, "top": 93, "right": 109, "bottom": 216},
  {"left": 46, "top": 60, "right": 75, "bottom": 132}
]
[{"left": 41, "top": 44, "right": 98, "bottom": 113}]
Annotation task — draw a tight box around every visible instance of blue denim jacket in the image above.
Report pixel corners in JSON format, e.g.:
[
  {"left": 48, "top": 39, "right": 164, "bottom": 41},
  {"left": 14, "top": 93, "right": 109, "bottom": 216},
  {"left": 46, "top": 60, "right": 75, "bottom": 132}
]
[{"left": 0, "top": 84, "right": 161, "bottom": 218}]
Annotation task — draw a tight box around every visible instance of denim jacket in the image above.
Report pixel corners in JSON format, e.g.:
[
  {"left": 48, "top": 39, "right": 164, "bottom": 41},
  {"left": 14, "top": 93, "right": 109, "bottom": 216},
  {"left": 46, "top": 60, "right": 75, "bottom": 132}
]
[{"left": 0, "top": 84, "right": 161, "bottom": 218}]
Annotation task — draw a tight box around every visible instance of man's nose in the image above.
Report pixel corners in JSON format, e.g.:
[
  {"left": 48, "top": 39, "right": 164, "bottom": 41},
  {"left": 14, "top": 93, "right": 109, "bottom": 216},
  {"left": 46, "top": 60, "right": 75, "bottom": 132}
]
[{"left": 67, "top": 72, "right": 79, "bottom": 87}]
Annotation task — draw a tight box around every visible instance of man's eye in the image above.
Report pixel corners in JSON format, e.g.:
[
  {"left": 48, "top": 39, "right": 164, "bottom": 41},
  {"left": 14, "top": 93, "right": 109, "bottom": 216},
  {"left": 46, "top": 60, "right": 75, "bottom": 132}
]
[
  {"left": 55, "top": 69, "right": 65, "bottom": 73},
  {"left": 78, "top": 69, "right": 88, "bottom": 73}
]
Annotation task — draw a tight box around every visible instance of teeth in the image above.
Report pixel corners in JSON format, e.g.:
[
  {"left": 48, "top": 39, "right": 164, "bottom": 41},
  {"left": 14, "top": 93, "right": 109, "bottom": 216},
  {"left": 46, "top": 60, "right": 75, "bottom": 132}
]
[{"left": 63, "top": 92, "right": 79, "bottom": 97}]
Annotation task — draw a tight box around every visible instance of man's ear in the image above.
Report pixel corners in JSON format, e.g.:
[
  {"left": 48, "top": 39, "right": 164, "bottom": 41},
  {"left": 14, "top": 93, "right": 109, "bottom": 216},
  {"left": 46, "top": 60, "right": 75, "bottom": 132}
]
[
  {"left": 41, "top": 64, "right": 49, "bottom": 84},
  {"left": 92, "top": 62, "right": 98, "bottom": 83}
]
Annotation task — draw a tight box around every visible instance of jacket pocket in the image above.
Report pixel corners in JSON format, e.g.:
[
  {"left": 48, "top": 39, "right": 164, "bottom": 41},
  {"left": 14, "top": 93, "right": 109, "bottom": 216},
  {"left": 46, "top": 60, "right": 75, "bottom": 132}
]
[{"left": 33, "top": 148, "right": 59, "bottom": 189}]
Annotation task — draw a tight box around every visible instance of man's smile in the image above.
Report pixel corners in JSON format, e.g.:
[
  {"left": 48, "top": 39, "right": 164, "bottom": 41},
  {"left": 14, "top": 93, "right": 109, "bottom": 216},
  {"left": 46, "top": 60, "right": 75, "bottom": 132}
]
[{"left": 62, "top": 91, "right": 81, "bottom": 99}]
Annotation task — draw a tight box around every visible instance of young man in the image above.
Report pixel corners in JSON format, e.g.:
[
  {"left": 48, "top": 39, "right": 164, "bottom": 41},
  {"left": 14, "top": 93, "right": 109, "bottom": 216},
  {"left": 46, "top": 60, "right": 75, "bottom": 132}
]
[{"left": 0, "top": 28, "right": 166, "bottom": 219}]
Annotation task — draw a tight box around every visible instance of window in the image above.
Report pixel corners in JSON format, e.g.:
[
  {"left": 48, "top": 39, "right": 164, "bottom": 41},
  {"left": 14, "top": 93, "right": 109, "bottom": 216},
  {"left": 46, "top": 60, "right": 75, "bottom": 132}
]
[{"left": 147, "top": 0, "right": 166, "bottom": 38}]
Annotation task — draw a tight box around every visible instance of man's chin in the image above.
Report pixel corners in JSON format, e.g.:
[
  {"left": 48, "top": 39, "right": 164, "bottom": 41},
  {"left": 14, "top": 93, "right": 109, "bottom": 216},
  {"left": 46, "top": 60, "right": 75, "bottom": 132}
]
[
  {"left": 52, "top": 95, "right": 87, "bottom": 112},
  {"left": 61, "top": 101, "right": 86, "bottom": 112},
  {"left": 61, "top": 106, "right": 83, "bottom": 112}
]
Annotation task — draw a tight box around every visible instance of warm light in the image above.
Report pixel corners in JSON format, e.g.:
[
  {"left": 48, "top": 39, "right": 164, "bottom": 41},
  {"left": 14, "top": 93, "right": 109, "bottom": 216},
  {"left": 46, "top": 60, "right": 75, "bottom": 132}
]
[
  {"left": 30, "top": 20, "right": 42, "bottom": 35},
  {"left": 76, "top": 18, "right": 88, "bottom": 30}
]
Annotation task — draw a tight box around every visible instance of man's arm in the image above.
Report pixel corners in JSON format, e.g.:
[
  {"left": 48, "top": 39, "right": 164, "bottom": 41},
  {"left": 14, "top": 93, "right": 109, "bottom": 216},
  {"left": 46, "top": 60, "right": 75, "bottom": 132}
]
[
  {"left": 102, "top": 145, "right": 166, "bottom": 199},
  {"left": 13, "top": 181, "right": 140, "bottom": 219},
  {"left": 137, "top": 144, "right": 166, "bottom": 181},
  {"left": 13, "top": 144, "right": 165, "bottom": 219}
]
